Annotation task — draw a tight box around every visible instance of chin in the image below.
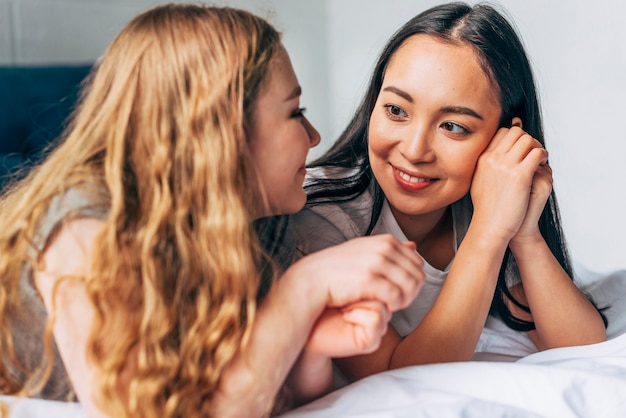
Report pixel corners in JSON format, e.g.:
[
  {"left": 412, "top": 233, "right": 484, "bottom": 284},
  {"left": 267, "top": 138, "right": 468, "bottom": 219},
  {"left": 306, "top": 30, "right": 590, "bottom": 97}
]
[
  {"left": 387, "top": 197, "right": 436, "bottom": 217},
  {"left": 286, "top": 198, "right": 307, "bottom": 215},
  {"left": 291, "top": 191, "right": 308, "bottom": 213},
  {"left": 272, "top": 193, "right": 306, "bottom": 216}
]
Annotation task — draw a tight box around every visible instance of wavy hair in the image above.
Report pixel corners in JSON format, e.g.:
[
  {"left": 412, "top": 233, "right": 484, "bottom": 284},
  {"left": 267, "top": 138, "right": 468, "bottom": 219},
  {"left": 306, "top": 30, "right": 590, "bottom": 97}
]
[
  {"left": 0, "top": 4, "right": 281, "bottom": 416},
  {"left": 305, "top": 2, "right": 607, "bottom": 331}
]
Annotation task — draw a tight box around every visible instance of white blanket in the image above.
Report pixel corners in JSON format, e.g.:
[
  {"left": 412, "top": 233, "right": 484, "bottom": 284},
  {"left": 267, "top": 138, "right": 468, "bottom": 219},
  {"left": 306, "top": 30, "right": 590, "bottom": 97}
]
[
  {"left": 4, "top": 264, "right": 626, "bottom": 417},
  {"left": 281, "top": 334, "right": 626, "bottom": 418},
  {"left": 280, "top": 264, "right": 626, "bottom": 418}
]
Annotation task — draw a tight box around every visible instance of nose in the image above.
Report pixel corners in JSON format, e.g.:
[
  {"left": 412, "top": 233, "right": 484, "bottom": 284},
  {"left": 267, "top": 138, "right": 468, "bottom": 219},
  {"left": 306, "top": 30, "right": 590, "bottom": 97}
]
[
  {"left": 303, "top": 117, "right": 321, "bottom": 148},
  {"left": 400, "top": 125, "right": 435, "bottom": 163}
]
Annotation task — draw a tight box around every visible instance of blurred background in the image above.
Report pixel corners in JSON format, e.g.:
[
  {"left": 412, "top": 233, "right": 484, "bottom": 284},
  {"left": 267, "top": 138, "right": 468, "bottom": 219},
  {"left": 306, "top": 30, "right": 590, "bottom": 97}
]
[{"left": 1, "top": 0, "right": 624, "bottom": 273}]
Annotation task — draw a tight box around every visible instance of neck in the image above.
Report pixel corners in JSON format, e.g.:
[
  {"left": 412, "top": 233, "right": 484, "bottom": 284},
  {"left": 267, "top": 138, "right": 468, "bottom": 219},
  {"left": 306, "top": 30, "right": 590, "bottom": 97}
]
[
  {"left": 391, "top": 205, "right": 454, "bottom": 270},
  {"left": 391, "top": 206, "right": 449, "bottom": 245}
]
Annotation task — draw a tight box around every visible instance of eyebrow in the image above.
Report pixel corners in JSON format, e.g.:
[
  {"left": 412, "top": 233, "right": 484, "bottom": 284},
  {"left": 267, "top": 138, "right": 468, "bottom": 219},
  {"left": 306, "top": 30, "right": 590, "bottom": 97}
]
[
  {"left": 440, "top": 106, "right": 483, "bottom": 120},
  {"left": 383, "top": 86, "right": 413, "bottom": 103},
  {"left": 382, "top": 86, "right": 484, "bottom": 120},
  {"left": 285, "top": 85, "right": 302, "bottom": 101}
]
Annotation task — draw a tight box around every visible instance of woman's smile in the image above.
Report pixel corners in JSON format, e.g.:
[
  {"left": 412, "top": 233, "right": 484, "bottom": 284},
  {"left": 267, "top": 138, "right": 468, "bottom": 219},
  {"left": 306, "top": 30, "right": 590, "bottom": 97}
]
[
  {"left": 368, "top": 34, "right": 501, "bottom": 220},
  {"left": 392, "top": 165, "right": 437, "bottom": 191}
]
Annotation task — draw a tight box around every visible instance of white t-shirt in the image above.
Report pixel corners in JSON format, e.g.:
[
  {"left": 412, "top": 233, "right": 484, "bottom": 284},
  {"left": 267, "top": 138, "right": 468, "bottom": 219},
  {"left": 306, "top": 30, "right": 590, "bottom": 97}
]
[{"left": 293, "top": 181, "right": 536, "bottom": 360}]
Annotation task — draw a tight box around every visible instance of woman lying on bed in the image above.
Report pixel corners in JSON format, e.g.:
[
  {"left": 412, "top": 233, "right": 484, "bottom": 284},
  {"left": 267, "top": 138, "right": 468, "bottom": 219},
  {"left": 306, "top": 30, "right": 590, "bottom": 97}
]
[
  {"left": 0, "top": 4, "right": 425, "bottom": 417},
  {"left": 293, "top": 1, "right": 607, "bottom": 383}
]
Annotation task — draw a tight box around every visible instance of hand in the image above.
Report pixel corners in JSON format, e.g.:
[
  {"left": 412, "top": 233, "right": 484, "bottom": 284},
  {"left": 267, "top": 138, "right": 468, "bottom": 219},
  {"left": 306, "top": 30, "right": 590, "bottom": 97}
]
[
  {"left": 288, "top": 234, "right": 424, "bottom": 313},
  {"left": 305, "top": 300, "right": 391, "bottom": 358},
  {"left": 511, "top": 163, "right": 553, "bottom": 243},
  {"left": 470, "top": 123, "right": 548, "bottom": 243}
]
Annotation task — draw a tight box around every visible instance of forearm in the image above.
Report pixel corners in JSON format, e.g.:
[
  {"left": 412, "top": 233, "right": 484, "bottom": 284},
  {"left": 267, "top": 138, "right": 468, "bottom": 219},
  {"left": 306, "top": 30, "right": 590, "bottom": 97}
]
[
  {"left": 213, "top": 271, "right": 325, "bottom": 417},
  {"left": 510, "top": 235, "right": 606, "bottom": 349},
  {"left": 391, "top": 224, "right": 508, "bottom": 367},
  {"left": 284, "top": 348, "right": 334, "bottom": 408}
]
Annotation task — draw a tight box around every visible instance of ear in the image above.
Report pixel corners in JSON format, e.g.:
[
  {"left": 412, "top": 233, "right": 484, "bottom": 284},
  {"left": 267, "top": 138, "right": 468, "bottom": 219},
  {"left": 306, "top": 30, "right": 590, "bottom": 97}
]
[{"left": 511, "top": 117, "right": 523, "bottom": 128}]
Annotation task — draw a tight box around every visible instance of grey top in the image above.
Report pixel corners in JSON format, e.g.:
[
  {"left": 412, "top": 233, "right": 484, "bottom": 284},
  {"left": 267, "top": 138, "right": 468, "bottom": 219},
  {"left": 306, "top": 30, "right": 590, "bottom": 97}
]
[
  {"left": 7, "top": 185, "right": 108, "bottom": 400},
  {"left": 6, "top": 183, "right": 294, "bottom": 400}
]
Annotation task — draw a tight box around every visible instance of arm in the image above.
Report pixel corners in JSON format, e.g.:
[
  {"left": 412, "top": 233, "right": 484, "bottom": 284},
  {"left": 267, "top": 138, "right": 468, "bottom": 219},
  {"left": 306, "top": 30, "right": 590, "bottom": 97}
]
[
  {"left": 285, "top": 300, "right": 391, "bottom": 406},
  {"left": 337, "top": 220, "right": 510, "bottom": 379},
  {"left": 508, "top": 165, "right": 606, "bottom": 350},
  {"left": 213, "top": 234, "right": 424, "bottom": 416},
  {"left": 36, "top": 221, "right": 422, "bottom": 417},
  {"left": 39, "top": 222, "right": 330, "bottom": 418},
  {"left": 336, "top": 125, "right": 555, "bottom": 381},
  {"left": 34, "top": 218, "right": 109, "bottom": 418}
]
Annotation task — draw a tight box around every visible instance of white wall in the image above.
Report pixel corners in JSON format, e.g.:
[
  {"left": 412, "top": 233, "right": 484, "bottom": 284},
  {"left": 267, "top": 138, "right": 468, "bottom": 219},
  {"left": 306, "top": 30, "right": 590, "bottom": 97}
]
[
  {"left": 1, "top": 0, "right": 624, "bottom": 272},
  {"left": 0, "top": 0, "right": 331, "bottom": 147},
  {"left": 0, "top": 0, "right": 168, "bottom": 65}
]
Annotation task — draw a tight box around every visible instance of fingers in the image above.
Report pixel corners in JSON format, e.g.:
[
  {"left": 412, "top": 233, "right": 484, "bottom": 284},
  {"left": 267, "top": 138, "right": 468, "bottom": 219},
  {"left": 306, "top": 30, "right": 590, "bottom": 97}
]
[
  {"left": 401, "top": 240, "right": 417, "bottom": 251},
  {"left": 342, "top": 300, "right": 391, "bottom": 326},
  {"left": 304, "top": 234, "right": 424, "bottom": 315},
  {"left": 362, "top": 235, "right": 424, "bottom": 310},
  {"left": 341, "top": 301, "right": 391, "bottom": 354},
  {"left": 524, "top": 164, "right": 553, "bottom": 221},
  {"left": 510, "top": 134, "right": 548, "bottom": 166},
  {"left": 472, "top": 124, "right": 551, "bottom": 242},
  {"left": 394, "top": 239, "right": 425, "bottom": 282},
  {"left": 483, "top": 125, "right": 549, "bottom": 183},
  {"left": 491, "top": 126, "right": 544, "bottom": 158},
  {"left": 306, "top": 302, "right": 391, "bottom": 357},
  {"left": 532, "top": 163, "right": 553, "bottom": 186}
]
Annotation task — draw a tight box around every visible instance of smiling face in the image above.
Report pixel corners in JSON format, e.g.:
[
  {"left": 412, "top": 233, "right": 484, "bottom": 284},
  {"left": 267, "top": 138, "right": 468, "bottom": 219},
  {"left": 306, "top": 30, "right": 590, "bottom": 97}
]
[
  {"left": 248, "top": 45, "right": 321, "bottom": 219},
  {"left": 368, "top": 34, "right": 502, "bottom": 230}
]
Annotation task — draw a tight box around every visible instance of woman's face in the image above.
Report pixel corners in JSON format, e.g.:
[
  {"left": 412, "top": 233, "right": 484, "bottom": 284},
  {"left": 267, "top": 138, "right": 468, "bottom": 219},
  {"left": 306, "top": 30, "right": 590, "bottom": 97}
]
[
  {"left": 368, "top": 35, "right": 502, "bottom": 222},
  {"left": 248, "top": 45, "right": 320, "bottom": 219}
]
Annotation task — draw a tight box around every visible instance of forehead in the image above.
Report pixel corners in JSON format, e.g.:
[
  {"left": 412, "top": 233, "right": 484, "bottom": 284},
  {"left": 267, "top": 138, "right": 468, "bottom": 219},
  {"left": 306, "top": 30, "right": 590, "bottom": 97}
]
[
  {"left": 249, "top": 44, "right": 300, "bottom": 129},
  {"left": 384, "top": 34, "right": 500, "bottom": 107},
  {"left": 257, "top": 45, "right": 298, "bottom": 100}
]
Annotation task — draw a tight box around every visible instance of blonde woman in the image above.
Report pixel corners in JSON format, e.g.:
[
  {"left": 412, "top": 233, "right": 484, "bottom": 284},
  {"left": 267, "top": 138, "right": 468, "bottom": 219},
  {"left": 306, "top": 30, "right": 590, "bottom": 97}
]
[{"left": 0, "top": 4, "right": 424, "bottom": 418}]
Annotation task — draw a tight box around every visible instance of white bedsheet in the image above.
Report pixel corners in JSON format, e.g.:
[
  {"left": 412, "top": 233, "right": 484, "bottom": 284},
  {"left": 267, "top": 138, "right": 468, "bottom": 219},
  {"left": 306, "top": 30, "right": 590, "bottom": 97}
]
[
  {"left": 3, "top": 264, "right": 626, "bottom": 417},
  {"left": 281, "top": 264, "right": 626, "bottom": 418},
  {"left": 281, "top": 334, "right": 626, "bottom": 418}
]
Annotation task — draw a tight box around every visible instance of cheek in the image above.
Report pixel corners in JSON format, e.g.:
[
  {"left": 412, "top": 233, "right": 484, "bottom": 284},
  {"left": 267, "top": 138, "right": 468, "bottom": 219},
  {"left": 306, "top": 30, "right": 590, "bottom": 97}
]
[
  {"left": 368, "top": 113, "right": 392, "bottom": 161},
  {"left": 367, "top": 134, "right": 387, "bottom": 174},
  {"left": 269, "top": 171, "right": 307, "bottom": 215},
  {"left": 445, "top": 142, "right": 488, "bottom": 182}
]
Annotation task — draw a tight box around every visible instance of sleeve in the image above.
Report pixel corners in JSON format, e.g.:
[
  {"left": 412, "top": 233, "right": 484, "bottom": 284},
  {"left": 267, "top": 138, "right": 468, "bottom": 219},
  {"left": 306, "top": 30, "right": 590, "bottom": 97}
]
[
  {"left": 8, "top": 185, "right": 109, "bottom": 401},
  {"left": 292, "top": 205, "right": 361, "bottom": 258}
]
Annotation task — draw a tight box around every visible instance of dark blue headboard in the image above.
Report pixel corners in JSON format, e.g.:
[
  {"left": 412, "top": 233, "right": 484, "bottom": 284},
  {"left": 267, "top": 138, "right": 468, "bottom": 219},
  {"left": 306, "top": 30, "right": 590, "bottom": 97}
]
[{"left": 0, "top": 65, "right": 92, "bottom": 190}]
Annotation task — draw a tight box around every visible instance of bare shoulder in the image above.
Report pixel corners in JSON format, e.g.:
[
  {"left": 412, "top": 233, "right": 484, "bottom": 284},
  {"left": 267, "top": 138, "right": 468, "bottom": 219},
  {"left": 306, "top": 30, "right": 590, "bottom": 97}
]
[
  {"left": 34, "top": 217, "right": 104, "bottom": 306},
  {"left": 32, "top": 217, "right": 110, "bottom": 417}
]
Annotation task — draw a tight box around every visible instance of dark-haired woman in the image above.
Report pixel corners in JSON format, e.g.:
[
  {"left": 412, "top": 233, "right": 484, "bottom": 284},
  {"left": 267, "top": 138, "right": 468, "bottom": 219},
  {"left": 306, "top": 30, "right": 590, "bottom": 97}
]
[{"left": 293, "top": 2, "right": 606, "bottom": 383}]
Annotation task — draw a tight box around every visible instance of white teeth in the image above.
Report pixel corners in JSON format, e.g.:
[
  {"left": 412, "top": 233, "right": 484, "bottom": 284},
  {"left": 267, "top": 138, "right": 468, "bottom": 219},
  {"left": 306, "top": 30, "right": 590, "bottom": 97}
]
[{"left": 397, "top": 169, "right": 429, "bottom": 183}]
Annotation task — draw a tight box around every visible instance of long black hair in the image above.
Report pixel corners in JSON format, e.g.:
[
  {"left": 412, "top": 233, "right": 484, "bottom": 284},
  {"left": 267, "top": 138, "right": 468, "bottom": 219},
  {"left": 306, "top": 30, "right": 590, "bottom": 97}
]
[{"left": 305, "top": 2, "right": 607, "bottom": 330}]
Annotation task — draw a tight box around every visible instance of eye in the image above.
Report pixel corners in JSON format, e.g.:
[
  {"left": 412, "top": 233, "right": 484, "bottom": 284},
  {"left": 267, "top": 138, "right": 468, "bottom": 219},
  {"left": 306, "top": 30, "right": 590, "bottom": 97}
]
[
  {"left": 441, "top": 121, "right": 471, "bottom": 135},
  {"left": 383, "top": 104, "right": 408, "bottom": 121},
  {"left": 291, "top": 107, "right": 307, "bottom": 118}
]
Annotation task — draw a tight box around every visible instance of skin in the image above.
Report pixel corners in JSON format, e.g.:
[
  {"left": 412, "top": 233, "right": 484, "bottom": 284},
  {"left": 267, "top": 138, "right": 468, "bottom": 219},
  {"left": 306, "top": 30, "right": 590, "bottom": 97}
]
[
  {"left": 334, "top": 34, "right": 606, "bottom": 382},
  {"left": 33, "top": 44, "right": 425, "bottom": 417},
  {"left": 247, "top": 46, "right": 321, "bottom": 218},
  {"left": 368, "top": 34, "right": 502, "bottom": 269}
]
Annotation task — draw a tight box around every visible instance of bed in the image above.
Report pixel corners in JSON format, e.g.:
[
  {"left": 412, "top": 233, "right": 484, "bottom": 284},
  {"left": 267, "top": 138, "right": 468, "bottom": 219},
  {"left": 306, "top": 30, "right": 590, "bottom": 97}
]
[
  {"left": 282, "top": 263, "right": 626, "bottom": 418},
  {"left": 2, "top": 262, "right": 626, "bottom": 417},
  {"left": 282, "top": 338, "right": 626, "bottom": 417},
  {"left": 282, "top": 336, "right": 626, "bottom": 417}
]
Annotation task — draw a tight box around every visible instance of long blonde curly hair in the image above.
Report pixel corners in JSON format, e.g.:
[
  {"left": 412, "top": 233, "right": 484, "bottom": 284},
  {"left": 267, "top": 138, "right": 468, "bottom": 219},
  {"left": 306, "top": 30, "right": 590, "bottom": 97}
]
[{"left": 0, "top": 4, "right": 281, "bottom": 416}]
